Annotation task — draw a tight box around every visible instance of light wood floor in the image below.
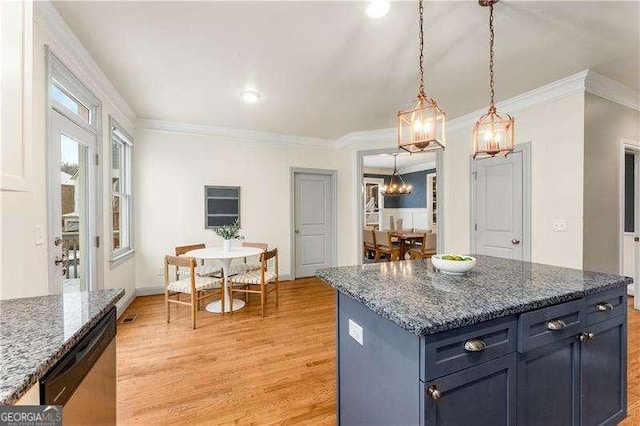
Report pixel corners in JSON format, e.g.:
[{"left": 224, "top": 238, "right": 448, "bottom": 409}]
[{"left": 118, "top": 278, "right": 640, "bottom": 425}]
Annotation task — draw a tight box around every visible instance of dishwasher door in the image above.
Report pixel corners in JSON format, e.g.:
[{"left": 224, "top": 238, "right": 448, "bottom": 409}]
[{"left": 41, "top": 308, "right": 117, "bottom": 425}]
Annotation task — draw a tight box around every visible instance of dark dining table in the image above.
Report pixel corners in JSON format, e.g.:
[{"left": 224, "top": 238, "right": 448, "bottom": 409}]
[{"left": 390, "top": 231, "right": 425, "bottom": 259}]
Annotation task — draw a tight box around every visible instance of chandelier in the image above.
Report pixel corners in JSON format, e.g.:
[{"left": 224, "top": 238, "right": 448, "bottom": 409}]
[
  {"left": 397, "top": 0, "right": 446, "bottom": 153},
  {"left": 381, "top": 154, "right": 412, "bottom": 196},
  {"left": 473, "top": 0, "right": 515, "bottom": 159}
]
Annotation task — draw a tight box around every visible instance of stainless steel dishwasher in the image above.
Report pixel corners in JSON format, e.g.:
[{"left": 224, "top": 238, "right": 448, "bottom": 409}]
[{"left": 41, "top": 307, "right": 117, "bottom": 425}]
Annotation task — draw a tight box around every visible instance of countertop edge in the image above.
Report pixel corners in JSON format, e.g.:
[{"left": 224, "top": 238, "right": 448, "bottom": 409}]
[
  {"left": 1, "top": 289, "right": 124, "bottom": 405},
  {"left": 318, "top": 272, "right": 632, "bottom": 337}
]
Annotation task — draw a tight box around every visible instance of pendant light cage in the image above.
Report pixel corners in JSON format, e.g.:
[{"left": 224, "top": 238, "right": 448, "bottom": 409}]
[
  {"left": 381, "top": 154, "right": 413, "bottom": 196},
  {"left": 398, "top": 95, "right": 446, "bottom": 153},
  {"left": 398, "top": 0, "right": 446, "bottom": 153},
  {"left": 473, "top": 0, "right": 515, "bottom": 159}
]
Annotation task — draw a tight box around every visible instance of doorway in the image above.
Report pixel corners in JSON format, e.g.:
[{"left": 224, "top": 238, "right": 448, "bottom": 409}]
[
  {"left": 356, "top": 148, "right": 443, "bottom": 263},
  {"left": 620, "top": 140, "right": 640, "bottom": 310},
  {"left": 47, "top": 49, "right": 102, "bottom": 294},
  {"left": 471, "top": 143, "right": 531, "bottom": 261},
  {"left": 291, "top": 168, "right": 337, "bottom": 279}
]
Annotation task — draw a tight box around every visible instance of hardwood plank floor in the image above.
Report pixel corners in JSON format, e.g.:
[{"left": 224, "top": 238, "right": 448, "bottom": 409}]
[{"left": 118, "top": 279, "right": 640, "bottom": 425}]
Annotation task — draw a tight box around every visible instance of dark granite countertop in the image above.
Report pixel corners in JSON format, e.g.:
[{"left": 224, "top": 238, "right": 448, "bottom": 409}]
[
  {"left": 316, "top": 256, "right": 632, "bottom": 336},
  {"left": 0, "top": 289, "right": 124, "bottom": 405}
]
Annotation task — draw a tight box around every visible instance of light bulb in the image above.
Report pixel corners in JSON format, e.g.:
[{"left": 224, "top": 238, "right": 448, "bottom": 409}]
[
  {"left": 366, "top": 0, "right": 390, "bottom": 18},
  {"left": 413, "top": 119, "right": 423, "bottom": 132},
  {"left": 241, "top": 90, "right": 260, "bottom": 103}
]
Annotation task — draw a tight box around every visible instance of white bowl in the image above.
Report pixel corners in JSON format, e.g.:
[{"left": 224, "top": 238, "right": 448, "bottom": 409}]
[{"left": 431, "top": 254, "right": 477, "bottom": 275}]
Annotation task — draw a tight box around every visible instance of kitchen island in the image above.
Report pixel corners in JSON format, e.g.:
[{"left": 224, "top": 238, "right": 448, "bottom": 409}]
[
  {"left": 0, "top": 289, "right": 123, "bottom": 406},
  {"left": 316, "top": 256, "right": 631, "bottom": 426}
]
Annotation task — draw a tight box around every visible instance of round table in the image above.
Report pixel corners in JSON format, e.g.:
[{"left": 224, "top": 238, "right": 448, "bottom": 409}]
[{"left": 185, "top": 246, "right": 263, "bottom": 313}]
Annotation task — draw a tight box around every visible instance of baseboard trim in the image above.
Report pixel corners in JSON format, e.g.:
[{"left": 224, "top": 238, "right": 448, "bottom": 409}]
[
  {"left": 116, "top": 290, "right": 137, "bottom": 318},
  {"left": 136, "top": 285, "right": 165, "bottom": 296}
]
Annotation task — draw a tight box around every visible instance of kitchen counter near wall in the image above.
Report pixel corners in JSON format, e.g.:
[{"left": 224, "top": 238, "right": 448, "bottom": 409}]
[{"left": 0, "top": 289, "right": 123, "bottom": 405}]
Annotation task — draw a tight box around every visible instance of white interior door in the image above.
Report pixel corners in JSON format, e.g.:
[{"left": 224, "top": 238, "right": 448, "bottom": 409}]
[
  {"left": 473, "top": 151, "right": 524, "bottom": 260},
  {"left": 294, "top": 173, "right": 334, "bottom": 278},
  {"left": 48, "top": 110, "right": 98, "bottom": 294}
]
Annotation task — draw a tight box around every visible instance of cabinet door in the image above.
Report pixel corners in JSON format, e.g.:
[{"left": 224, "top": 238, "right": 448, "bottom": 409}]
[
  {"left": 581, "top": 316, "right": 627, "bottom": 426},
  {"left": 1, "top": 0, "right": 32, "bottom": 191},
  {"left": 517, "top": 336, "right": 581, "bottom": 425},
  {"left": 424, "top": 353, "right": 516, "bottom": 426}
]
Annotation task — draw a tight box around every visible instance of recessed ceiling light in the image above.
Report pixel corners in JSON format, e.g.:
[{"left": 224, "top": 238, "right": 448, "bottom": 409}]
[
  {"left": 366, "top": 0, "right": 390, "bottom": 18},
  {"left": 241, "top": 90, "right": 260, "bottom": 104}
]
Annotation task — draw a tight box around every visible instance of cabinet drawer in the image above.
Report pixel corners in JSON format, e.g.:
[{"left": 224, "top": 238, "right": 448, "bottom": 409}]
[
  {"left": 518, "top": 298, "right": 585, "bottom": 353},
  {"left": 421, "top": 316, "right": 517, "bottom": 381},
  {"left": 586, "top": 287, "right": 626, "bottom": 326}
]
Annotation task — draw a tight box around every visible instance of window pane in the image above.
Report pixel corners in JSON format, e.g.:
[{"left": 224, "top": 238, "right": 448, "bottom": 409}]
[
  {"left": 207, "top": 187, "right": 239, "bottom": 198},
  {"left": 113, "top": 194, "right": 122, "bottom": 250},
  {"left": 53, "top": 83, "right": 91, "bottom": 123},
  {"left": 207, "top": 198, "right": 239, "bottom": 215},
  {"left": 112, "top": 139, "right": 122, "bottom": 193}
]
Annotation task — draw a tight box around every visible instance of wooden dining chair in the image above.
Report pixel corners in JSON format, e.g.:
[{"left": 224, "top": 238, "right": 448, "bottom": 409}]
[
  {"left": 229, "top": 248, "right": 279, "bottom": 317},
  {"left": 164, "top": 255, "right": 224, "bottom": 328},
  {"left": 175, "top": 243, "right": 221, "bottom": 277},
  {"left": 374, "top": 230, "right": 401, "bottom": 262},
  {"left": 409, "top": 233, "right": 437, "bottom": 260},
  {"left": 233, "top": 242, "right": 268, "bottom": 273},
  {"left": 363, "top": 228, "right": 377, "bottom": 259}
]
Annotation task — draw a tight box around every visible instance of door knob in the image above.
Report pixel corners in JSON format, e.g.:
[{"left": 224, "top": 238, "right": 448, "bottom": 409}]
[
  {"left": 511, "top": 239, "right": 520, "bottom": 245},
  {"left": 635, "top": 237, "right": 639, "bottom": 242},
  {"left": 54, "top": 255, "right": 67, "bottom": 266},
  {"left": 295, "top": 229, "right": 300, "bottom": 234},
  {"left": 54, "top": 237, "right": 63, "bottom": 246}
]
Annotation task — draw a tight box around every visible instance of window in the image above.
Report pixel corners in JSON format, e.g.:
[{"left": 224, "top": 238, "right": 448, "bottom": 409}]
[
  {"left": 205, "top": 186, "right": 241, "bottom": 228},
  {"left": 52, "top": 80, "right": 91, "bottom": 123},
  {"left": 111, "top": 118, "right": 133, "bottom": 258},
  {"left": 625, "top": 153, "right": 635, "bottom": 233}
]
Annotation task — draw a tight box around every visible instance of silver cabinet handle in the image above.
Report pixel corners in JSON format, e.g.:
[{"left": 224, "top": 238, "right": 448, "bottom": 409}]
[
  {"left": 464, "top": 339, "right": 487, "bottom": 352},
  {"left": 427, "top": 386, "right": 442, "bottom": 401},
  {"left": 295, "top": 229, "right": 300, "bottom": 234},
  {"left": 546, "top": 319, "right": 567, "bottom": 331},
  {"left": 511, "top": 239, "right": 520, "bottom": 245},
  {"left": 596, "top": 302, "right": 613, "bottom": 312},
  {"left": 578, "top": 332, "right": 595, "bottom": 342}
]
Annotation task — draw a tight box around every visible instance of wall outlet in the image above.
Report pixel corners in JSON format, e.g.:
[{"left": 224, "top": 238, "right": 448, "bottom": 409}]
[
  {"left": 34, "top": 225, "right": 45, "bottom": 246},
  {"left": 348, "top": 319, "right": 364, "bottom": 345},
  {"left": 552, "top": 219, "right": 568, "bottom": 232}
]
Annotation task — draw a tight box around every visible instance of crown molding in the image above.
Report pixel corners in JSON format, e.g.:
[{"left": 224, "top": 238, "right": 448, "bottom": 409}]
[
  {"left": 34, "top": 1, "right": 136, "bottom": 129},
  {"left": 136, "top": 119, "right": 337, "bottom": 148},
  {"left": 337, "top": 70, "right": 639, "bottom": 148},
  {"left": 585, "top": 70, "right": 640, "bottom": 112},
  {"left": 398, "top": 162, "right": 437, "bottom": 175}
]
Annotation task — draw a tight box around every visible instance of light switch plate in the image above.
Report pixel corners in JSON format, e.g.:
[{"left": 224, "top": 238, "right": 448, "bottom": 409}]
[
  {"left": 34, "top": 225, "right": 45, "bottom": 246},
  {"left": 348, "top": 319, "right": 364, "bottom": 345},
  {"left": 551, "top": 219, "right": 568, "bottom": 232}
]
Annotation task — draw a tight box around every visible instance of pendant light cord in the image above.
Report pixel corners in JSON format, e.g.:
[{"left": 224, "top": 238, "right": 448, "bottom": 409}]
[
  {"left": 418, "top": 0, "right": 426, "bottom": 99},
  {"left": 488, "top": 3, "right": 495, "bottom": 109}
]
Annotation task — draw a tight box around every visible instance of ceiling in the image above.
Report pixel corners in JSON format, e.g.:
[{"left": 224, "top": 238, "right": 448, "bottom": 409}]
[
  {"left": 53, "top": 1, "right": 639, "bottom": 140},
  {"left": 363, "top": 151, "right": 436, "bottom": 170}
]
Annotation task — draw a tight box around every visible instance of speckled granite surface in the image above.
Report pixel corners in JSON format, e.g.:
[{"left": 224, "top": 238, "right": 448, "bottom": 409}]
[
  {"left": 316, "top": 256, "right": 632, "bottom": 336},
  {"left": 0, "top": 289, "right": 123, "bottom": 405}
]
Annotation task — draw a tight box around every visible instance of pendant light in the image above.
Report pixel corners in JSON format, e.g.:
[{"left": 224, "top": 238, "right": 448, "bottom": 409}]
[
  {"left": 397, "top": 0, "right": 446, "bottom": 153},
  {"left": 473, "top": 0, "right": 515, "bottom": 159},
  {"left": 381, "top": 154, "right": 412, "bottom": 196}
]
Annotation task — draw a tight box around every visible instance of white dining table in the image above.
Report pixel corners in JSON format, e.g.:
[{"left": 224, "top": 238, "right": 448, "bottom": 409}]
[{"left": 185, "top": 246, "right": 263, "bottom": 313}]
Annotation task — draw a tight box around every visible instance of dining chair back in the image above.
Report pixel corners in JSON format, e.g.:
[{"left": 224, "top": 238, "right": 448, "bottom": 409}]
[
  {"left": 363, "top": 228, "right": 376, "bottom": 257},
  {"left": 174, "top": 243, "right": 220, "bottom": 278},
  {"left": 229, "top": 248, "right": 279, "bottom": 317},
  {"left": 374, "top": 231, "right": 400, "bottom": 262},
  {"left": 409, "top": 233, "right": 437, "bottom": 260},
  {"left": 164, "top": 255, "right": 224, "bottom": 328}
]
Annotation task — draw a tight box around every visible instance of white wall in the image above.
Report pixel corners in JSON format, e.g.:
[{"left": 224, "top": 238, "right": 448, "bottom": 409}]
[
  {"left": 583, "top": 93, "right": 640, "bottom": 274},
  {"left": 133, "top": 129, "right": 337, "bottom": 289},
  {"left": 336, "top": 92, "right": 586, "bottom": 269},
  {"left": 0, "top": 9, "right": 136, "bottom": 305}
]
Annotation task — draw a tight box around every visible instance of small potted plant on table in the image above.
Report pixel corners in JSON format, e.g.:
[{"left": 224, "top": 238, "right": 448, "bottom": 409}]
[{"left": 213, "top": 218, "right": 244, "bottom": 252}]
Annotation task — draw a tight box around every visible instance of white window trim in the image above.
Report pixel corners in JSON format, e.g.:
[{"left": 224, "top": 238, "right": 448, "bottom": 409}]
[{"left": 110, "top": 116, "right": 134, "bottom": 264}]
